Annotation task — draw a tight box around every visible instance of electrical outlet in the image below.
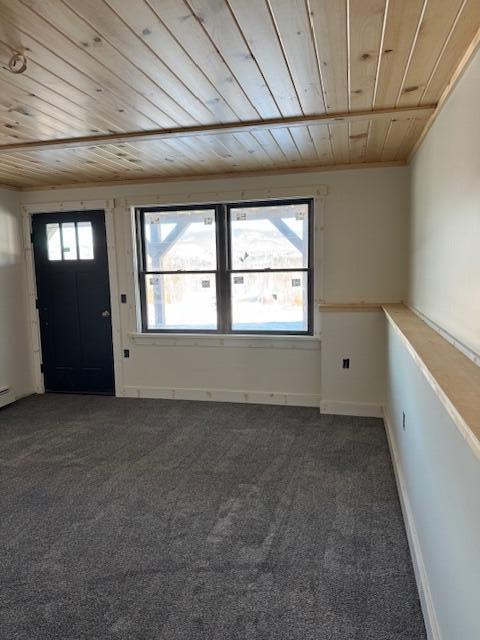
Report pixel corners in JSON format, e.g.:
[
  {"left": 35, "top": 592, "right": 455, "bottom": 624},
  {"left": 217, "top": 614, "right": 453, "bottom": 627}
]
[
  {"left": 402, "top": 412, "right": 406, "bottom": 431},
  {"left": 342, "top": 358, "right": 350, "bottom": 369}
]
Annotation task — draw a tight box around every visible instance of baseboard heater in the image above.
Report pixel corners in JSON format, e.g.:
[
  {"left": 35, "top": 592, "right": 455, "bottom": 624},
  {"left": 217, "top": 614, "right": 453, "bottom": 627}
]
[{"left": 0, "top": 385, "right": 15, "bottom": 409}]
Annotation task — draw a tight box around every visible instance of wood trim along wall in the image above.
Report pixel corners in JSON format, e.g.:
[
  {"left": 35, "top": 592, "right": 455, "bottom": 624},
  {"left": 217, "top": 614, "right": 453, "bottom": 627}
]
[
  {"left": 121, "top": 185, "right": 328, "bottom": 208},
  {"left": 0, "top": 107, "right": 435, "bottom": 155},
  {"left": 319, "top": 302, "right": 402, "bottom": 311},
  {"left": 408, "top": 304, "right": 480, "bottom": 368},
  {"left": 383, "top": 303, "right": 480, "bottom": 462}
]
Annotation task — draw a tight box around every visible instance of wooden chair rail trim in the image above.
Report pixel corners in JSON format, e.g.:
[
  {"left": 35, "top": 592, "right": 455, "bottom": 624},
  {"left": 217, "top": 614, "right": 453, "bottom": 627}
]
[{"left": 383, "top": 304, "right": 480, "bottom": 461}]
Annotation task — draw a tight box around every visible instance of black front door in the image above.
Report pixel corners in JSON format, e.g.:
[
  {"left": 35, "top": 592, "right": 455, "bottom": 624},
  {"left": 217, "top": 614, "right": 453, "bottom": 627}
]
[{"left": 32, "top": 211, "right": 115, "bottom": 394}]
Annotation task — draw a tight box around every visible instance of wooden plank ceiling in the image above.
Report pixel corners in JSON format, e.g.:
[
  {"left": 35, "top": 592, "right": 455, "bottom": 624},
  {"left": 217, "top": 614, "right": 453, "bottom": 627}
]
[{"left": 0, "top": 0, "right": 478, "bottom": 188}]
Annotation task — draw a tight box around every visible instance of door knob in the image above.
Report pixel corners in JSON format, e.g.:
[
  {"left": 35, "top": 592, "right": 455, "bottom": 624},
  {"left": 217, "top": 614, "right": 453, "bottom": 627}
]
[{"left": 102, "top": 310, "right": 110, "bottom": 318}]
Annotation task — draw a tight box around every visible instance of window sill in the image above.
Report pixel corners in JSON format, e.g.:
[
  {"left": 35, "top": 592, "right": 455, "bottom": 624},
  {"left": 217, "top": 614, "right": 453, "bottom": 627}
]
[{"left": 128, "top": 331, "right": 321, "bottom": 350}]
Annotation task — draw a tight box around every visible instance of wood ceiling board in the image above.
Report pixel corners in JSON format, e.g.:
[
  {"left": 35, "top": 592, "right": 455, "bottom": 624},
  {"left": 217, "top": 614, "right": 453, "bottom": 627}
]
[
  {"left": 395, "top": 117, "right": 429, "bottom": 159},
  {"left": 0, "top": 0, "right": 477, "bottom": 185},
  {"left": 131, "top": 142, "right": 198, "bottom": 176},
  {"left": 206, "top": 131, "right": 268, "bottom": 168},
  {"left": 348, "top": 120, "right": 370, "bottom": 163},
  {"left": 104, "top": 0, "right": 239, "bottom": 124},
  {"left": 165, "top": 137, "right": 227, "bottom": 172},
  {"left": 381, "top": 118, "right": 413, "bottom": 161},
  {"left": 0, "top": 38, "right": 160, "bottom": 138},
  {"left": 249, "top": 129, "right": 289, "bottom": 165},
  {"left": 308, "top": 0, "right": 348, "bottom": 112},
  {"left": 0, "top": 2, "right": 180, "bottom": 129},
  {"left": 308, "top": 125, "right": 335, "bottom": 165},
  {"left": 145, "top": 0, "right": 258, "bottom": 121},
  {"left": 21, "top": 0, "right": 211, "bottom": 125},
  {"left": 0, "top": 64, "right": 107, "bottom": 138},
  {"left": 374, "top": 0, "right": 426, "bottom": 108},
  {"left": 185, "top": 0, "right": 280, "bottom": 118},
  {"left": 396, "top": 0, "right": 466, "bottom": 107},
  {"left": 231, "top": 131, "right": 277, "bottom": 168},
  {"left": 349, "top": 0, "right": 387, "bottom": 111},
  {"left": 55, "top": 0, "right": 223, "bottom": 125},
  {"left": 289, "top": 127, "right": 320, "bottom": 164},
  {"left": 267, "top": 0, "right": 326, "bottom": 114},
  {"left": 365, "top": 118, "right": 390, "bottom": 161},
  {"left": 329, "top": 121, "right": 350, "bottom": 164},
  {"left": 269, "top": 128, "right": 303, "bottom": 166},
  {"left": 226, "top": 0, "right": 302, "bottom": 117},
  {"left": 420, "top": 0, "right": 480, "bottom": 104},
  {"left": 0, "top": 50, "right": 153, "bottom": 136},
  {"left": 0, "top": 92, "right": 88, "bottom": 143}
]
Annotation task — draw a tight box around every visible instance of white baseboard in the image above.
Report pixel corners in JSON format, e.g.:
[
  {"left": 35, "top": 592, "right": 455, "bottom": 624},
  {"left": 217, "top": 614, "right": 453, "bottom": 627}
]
[
  {"left": 122, "top": 388, "right": 385, "bottom": 415},
  {"left": 123, "top": 385, "right": 321, "bottom": 408},
  {"left": 320, "top": 400, "right": 383, "bottom": 417},
  {"left": 383, "top": 407, "right": 441, "bottom": 640}
]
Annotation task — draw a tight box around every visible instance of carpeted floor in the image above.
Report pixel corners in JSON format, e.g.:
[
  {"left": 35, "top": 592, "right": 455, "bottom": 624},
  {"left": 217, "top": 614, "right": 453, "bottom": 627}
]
[{"left": 0, "top": 394, "right": 426, "bottom": 640}]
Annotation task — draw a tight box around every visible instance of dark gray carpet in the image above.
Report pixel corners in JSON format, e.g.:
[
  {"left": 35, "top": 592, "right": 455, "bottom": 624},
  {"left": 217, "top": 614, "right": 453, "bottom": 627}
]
[{"left": 0, "top": 394, "right": 426, "bottom": 640}]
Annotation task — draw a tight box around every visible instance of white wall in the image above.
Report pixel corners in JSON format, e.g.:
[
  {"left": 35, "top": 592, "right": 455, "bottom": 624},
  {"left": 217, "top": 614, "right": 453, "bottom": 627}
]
[
  {"left": 320, "top": 311, "right": 386, "bottom": 416},
  {"left": 386, "top": 323, "right": 480, "bottom": 640},
  {"left": 0, "top": 188, "right": 33, "bottom": 401},
  {"left": 21, "top": 165, "right": 409, "bottom": 409},
  {"left": 410, "top": 47, "right": 480, "bottom": 357},
  {"left": 385, "top": 47, "right": 480, "bottom": 640}
]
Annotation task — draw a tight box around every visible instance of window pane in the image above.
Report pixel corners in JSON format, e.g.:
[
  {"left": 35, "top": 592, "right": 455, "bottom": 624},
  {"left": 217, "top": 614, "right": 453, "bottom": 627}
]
[
  {"left": 144, "top": 209, "right": 216, "bottom": 271},
  {"left": 231, "top": 271, "right": 308, "bottom": 332},
  {"left": 230, "top": 203, "right": 308, "bottom": 269},
  {"left": 145, "top": 273, "right": 217, "bottom": 330},
  {"left": 78, "top": 221, "right": 94, "bottom": 260},
  {"left": 46, "top": 223, "right": 62, "bottom": 261},
  {"left": 61, "top": 222, "right": 77, "bottom": 260}
]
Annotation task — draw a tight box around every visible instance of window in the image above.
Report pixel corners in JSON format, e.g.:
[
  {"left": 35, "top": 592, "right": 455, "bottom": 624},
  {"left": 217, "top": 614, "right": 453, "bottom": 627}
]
[
  {"left": 136, "top": 199, "right": 313, "bottom": 334},
  {"left": 46, "top": 221, "right": 94, "bottom": 261}
]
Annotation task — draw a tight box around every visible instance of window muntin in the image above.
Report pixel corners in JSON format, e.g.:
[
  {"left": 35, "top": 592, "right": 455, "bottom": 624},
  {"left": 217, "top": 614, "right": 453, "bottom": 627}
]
[
  {"left": 77, "top": 222, "right": 94, "bottom": 260},
  {"left": 137, "top": 199, "right": 313, "bottom": 335},
  {"left": 230, "top": 271, "right": 308, "bottom": 332},
  {"left": 145, "top": 273, "right": 217, "bottom": 331},
  {"left": 144, "top": 209, "right": 216, "bottom": 271},
  {"left": 230, "top": 202, "right": 309, "bottom": 270},
  {"left": 46, "top": 221, "right": 94, "bottom": 262},
  {"left": 46, "top": 223, "right": 62, "bottom": 261},
  {"left": 61, "top": 222, "right": 77, "bottom": 260}
]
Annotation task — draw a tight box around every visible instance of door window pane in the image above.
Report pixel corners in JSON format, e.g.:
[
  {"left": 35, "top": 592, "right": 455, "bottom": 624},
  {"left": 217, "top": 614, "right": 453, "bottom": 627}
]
[
  {"left": 144, "top": 209, "right": 216, "bottom": 271},
  {"left": 77, "top": 221, "right": 94, "bottom": 260},
  {"left": 231, "top": 271, "right": 308, "bottom": 332},
  {"left": 61, "top": 222, "right": 77, "bottom": 260},
  {"left": 230, "top": 203, "right": 308, "bottom": 270},
  {"left": 145, "top": 273, "right": 217, "bottom": 330},
  {"left": 46, "top": 223, "right": 62, "bottom": 261}
]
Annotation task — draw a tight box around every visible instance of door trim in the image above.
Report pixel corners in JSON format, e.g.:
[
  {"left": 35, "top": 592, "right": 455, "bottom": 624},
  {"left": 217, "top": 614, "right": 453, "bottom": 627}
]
[{"left": 22, "top": 199, "right": 123, "bottom": 396}]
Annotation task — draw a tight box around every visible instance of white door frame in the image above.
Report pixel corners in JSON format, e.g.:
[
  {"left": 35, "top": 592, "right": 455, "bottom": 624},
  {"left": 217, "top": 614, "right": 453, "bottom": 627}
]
[{"left": 21, "top": 199, "right": 123, "bottom": 396}]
